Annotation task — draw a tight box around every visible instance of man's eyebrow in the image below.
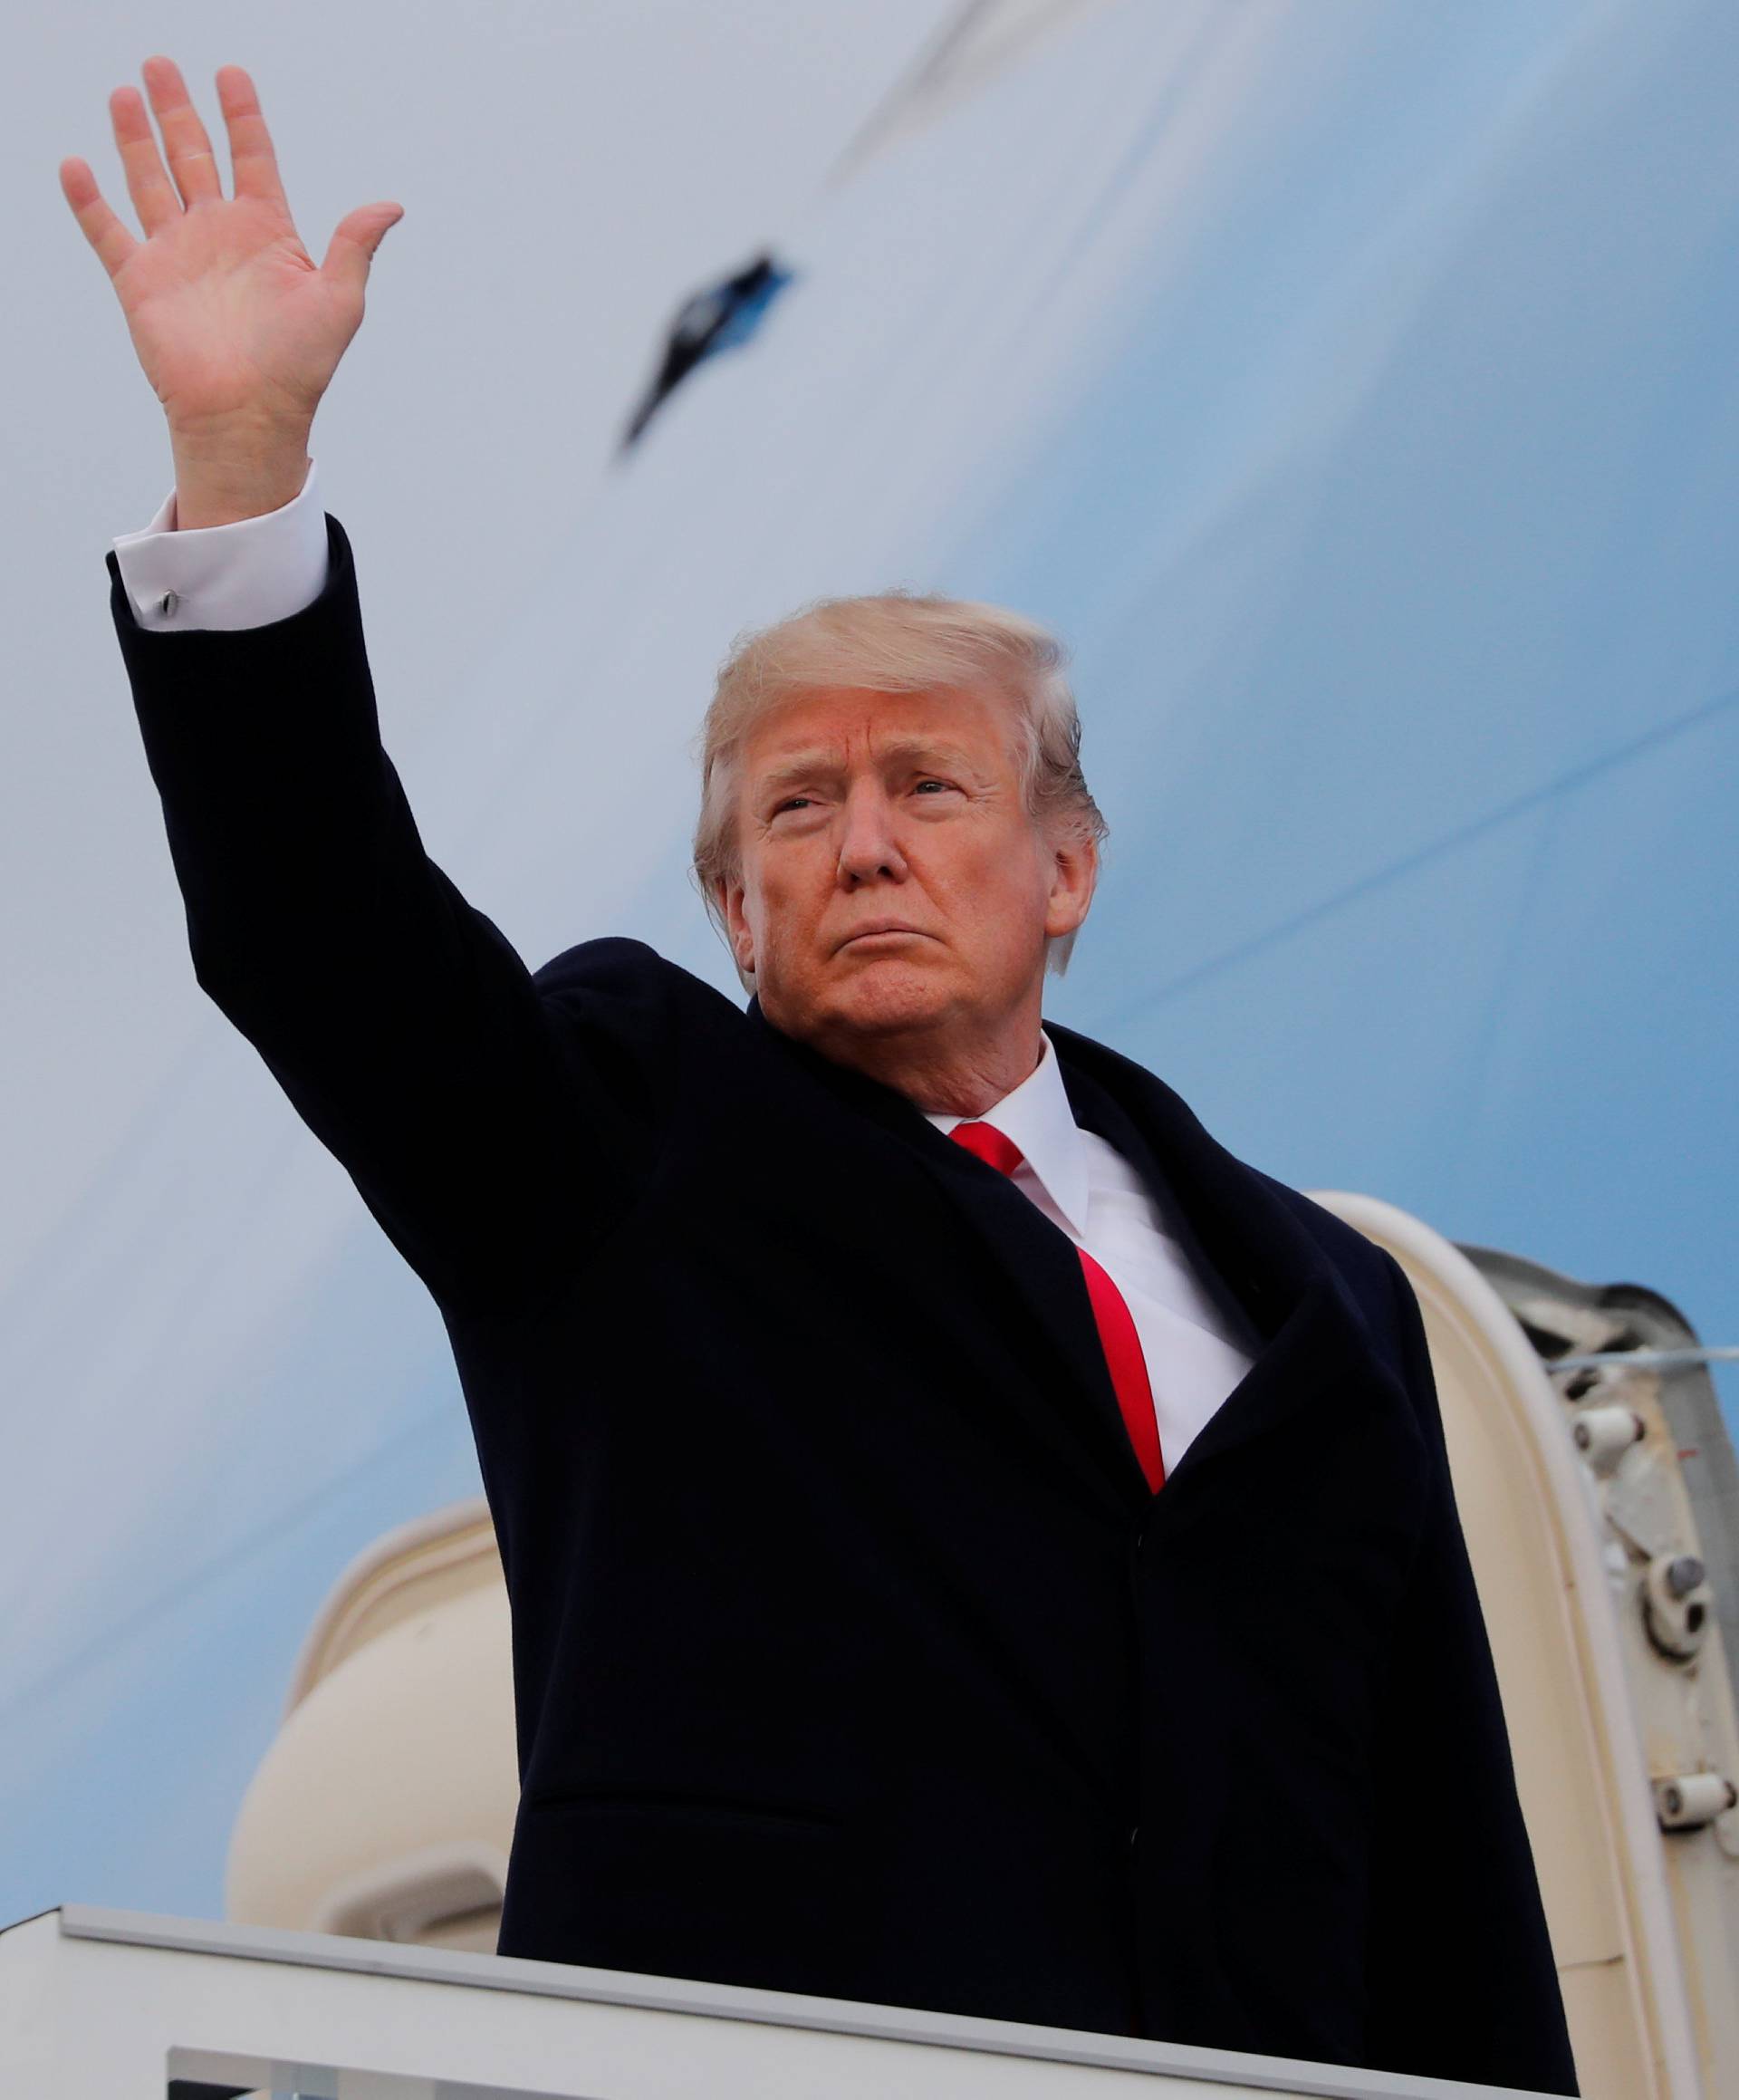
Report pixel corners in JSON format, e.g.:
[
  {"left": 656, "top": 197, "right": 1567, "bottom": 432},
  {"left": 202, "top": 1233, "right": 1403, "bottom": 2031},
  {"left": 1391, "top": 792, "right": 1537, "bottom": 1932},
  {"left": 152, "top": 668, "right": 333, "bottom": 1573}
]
[
  {"left": 874, "top": 737, "right": 984, "bottom": 772},
  {"left": 749, "top": 749, "right": 841, "bottom": 799}
]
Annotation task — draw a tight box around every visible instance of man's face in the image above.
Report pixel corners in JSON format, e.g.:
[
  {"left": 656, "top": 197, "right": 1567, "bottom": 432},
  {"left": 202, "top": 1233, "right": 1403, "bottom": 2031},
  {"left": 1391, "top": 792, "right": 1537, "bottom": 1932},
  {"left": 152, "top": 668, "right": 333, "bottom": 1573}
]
[{"left": 719, "top": 684, "right": 1096, "bottom": 1061}]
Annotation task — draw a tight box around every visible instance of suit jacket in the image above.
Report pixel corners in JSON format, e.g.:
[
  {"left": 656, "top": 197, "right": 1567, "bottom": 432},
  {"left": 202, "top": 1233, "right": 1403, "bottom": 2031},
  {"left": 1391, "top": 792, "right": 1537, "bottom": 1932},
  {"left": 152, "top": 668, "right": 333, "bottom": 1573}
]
[{"left": 107, "top": 515, "right": 1578, "bottom": 2095}]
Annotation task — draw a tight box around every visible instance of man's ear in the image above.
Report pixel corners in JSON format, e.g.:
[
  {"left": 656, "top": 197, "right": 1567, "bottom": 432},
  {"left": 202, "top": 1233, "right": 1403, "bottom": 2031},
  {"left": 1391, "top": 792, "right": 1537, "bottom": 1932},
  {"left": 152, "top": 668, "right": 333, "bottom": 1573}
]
[
  {"left": 1043, "top": 833, "right": 1098, "bottom": 940},
  {"left": 719, "top": 878, "right": 755, "bottom": 977}
]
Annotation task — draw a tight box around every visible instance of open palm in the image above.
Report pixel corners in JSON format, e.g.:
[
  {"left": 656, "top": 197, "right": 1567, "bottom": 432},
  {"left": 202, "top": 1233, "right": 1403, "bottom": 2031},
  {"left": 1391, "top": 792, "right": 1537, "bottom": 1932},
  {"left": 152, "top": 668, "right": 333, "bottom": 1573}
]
[{"left": 60, "top": 56, "right": 401, "bottom": 440}]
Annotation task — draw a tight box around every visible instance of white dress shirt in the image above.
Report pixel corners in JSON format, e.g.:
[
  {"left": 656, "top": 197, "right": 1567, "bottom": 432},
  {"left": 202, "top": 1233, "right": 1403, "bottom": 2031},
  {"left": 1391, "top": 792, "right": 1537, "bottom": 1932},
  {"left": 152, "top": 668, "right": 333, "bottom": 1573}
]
[
  {"left": 112, "top": 456, "right": 330, "bottom": 631},
  {"left": 110, "top": 466, "right": 1259, "bottom": 1469}
]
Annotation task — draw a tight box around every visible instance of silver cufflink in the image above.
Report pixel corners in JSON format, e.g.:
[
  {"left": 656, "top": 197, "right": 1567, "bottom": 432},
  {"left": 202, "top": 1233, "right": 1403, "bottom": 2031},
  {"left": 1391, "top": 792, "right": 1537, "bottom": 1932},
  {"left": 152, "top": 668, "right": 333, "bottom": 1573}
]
[{"left": 159, "top": 591, "right": 178, "bottom": 617}]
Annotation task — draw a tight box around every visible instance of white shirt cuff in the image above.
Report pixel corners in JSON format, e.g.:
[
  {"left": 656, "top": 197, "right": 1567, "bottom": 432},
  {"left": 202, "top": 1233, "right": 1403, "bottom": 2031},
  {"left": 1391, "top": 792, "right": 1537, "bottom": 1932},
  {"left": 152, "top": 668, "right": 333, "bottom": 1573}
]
[{"left": 110, "top": 456, "right": 329, "bottom": 631}]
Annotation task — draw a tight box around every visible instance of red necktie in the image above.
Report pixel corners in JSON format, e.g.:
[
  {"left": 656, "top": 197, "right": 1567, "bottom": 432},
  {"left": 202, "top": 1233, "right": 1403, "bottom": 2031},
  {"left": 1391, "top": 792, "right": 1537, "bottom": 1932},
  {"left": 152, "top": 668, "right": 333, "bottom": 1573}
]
[{"left": 950, "top": 1122, "right": 1166, "bottom": 1494}]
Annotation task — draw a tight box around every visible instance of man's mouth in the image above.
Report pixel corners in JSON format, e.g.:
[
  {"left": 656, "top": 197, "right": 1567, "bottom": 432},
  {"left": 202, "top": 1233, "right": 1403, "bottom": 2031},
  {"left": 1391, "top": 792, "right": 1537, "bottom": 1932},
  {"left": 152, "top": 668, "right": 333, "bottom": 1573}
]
[{"left": 836, "top": 920, "right": 929, "bottom": 952}]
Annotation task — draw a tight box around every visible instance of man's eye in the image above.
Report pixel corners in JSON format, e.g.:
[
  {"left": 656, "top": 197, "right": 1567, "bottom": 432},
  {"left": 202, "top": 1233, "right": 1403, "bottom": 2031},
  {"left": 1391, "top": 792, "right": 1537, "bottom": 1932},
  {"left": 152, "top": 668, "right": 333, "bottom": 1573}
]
[
  {"left": 773, "top": 795, "right": 812, "bottom": 814},
  {"left": 913, "top": 778, "right": 953, "bottom": 795}
]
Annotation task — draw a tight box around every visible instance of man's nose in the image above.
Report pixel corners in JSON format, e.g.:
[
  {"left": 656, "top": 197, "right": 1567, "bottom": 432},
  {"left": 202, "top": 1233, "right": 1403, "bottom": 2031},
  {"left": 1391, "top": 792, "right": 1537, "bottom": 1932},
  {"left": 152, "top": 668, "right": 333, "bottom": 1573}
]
[{"left": 836, "top": 784, "right": 908, "bottom": 887}]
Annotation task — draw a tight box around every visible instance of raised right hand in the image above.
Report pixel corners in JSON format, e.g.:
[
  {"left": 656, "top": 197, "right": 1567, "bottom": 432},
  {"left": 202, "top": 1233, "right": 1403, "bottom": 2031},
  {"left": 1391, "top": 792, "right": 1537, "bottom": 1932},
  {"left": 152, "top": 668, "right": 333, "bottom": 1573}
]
[{"left": 60, "top": 56, "right": 402, "bottom": 448}]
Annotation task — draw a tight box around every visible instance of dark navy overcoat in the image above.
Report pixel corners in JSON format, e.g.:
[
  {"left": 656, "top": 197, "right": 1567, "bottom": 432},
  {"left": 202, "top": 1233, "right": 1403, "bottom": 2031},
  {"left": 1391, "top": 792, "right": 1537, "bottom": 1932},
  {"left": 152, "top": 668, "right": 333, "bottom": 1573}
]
[{"left": 108, "top": 516, "right": 1578, "bottom": 2095}]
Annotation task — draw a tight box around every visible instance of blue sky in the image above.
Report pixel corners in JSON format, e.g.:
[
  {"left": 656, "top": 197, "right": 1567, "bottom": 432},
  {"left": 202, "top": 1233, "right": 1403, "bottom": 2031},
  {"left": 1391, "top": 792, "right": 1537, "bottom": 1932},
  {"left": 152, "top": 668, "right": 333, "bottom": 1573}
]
[{"left": 5, "top": 0, "right": 1735, "bottom": 1928}]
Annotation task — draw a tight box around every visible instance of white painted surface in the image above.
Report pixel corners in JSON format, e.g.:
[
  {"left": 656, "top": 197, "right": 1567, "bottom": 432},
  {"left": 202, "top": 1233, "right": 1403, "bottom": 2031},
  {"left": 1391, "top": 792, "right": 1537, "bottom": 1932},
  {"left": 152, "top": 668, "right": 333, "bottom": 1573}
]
[{"left": 0, "top": 1906, "right": 1571, "bottom": 2100}]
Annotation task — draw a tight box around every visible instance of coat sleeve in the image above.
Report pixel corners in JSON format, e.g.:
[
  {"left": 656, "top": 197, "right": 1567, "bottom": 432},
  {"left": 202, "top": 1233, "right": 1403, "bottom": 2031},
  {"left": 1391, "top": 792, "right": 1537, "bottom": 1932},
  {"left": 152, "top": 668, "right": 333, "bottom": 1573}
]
[
  {"left": 1360, "top": 1255, "right": 1580, "bottom": 2096},
  {"left": 108, "top": 511, "right": 645, "bottom": 1316}
]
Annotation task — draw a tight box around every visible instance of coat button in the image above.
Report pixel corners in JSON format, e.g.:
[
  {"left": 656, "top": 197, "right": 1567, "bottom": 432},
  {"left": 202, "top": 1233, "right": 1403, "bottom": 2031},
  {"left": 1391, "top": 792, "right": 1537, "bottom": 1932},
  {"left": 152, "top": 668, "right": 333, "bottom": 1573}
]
[{"left": 1129, "top": 1824, "right": 1139, "bottom": 1852}]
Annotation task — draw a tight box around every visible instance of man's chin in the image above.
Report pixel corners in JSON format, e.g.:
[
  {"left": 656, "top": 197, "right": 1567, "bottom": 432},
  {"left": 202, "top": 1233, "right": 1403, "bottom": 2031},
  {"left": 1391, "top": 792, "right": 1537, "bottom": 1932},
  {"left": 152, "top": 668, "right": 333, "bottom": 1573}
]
[
  {"left": 845, "top": 957, "right": 961, "bottom": 1028},
  {"left": 783, "top": 960, "right": 957, "bottom": 1045}
]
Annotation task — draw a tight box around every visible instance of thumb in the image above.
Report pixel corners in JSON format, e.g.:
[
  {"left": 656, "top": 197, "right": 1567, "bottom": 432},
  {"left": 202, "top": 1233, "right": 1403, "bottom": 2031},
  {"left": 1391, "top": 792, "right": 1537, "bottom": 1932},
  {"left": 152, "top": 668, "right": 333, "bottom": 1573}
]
[{"left": 320, "top": 203, "right": 404, "bottom": 299}]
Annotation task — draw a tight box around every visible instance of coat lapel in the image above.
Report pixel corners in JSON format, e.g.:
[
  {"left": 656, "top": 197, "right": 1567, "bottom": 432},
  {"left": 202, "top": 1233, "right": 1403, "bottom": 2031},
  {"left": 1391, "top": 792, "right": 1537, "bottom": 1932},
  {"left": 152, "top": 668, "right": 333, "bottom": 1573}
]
[
  {"left": 744, "top": 1000, "right": 1147, "bottom": 1516},
  {"left": 912, "top": 1111, "right": 1158, "bottom": 1506},
  {"left": 1046, "top": 1020, "right": 1394, "bottom": 1497}
]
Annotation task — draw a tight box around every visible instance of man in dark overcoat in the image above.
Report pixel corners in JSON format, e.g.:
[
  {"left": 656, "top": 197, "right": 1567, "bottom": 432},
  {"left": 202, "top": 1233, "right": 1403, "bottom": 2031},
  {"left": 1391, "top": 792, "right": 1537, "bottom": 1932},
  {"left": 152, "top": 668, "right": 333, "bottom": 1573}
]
[{"left": 70, "top": 50, "right": 1578, "bottom": 2095}]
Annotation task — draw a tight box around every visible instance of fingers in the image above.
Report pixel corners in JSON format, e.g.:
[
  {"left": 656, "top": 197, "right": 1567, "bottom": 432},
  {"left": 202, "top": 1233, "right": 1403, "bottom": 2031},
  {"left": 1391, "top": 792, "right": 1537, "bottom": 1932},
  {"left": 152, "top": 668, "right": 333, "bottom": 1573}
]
[
  {"left": 58, "top": 155, "right": 139, "bottom": 282},
  {"left": 109, "top": 80, "right": 182, "bottom": 237},
  {"left": 140, "top": 55, "right": 223, "bottom": 209},
  {"left": 215, "top": 64, "right": 287, "bottom": 207},
  {"left": 321, "top": 202, "right": 405, "bottom": 298},
  {"left": 67, "top": 56, "right": 290, "bottom": 276}
]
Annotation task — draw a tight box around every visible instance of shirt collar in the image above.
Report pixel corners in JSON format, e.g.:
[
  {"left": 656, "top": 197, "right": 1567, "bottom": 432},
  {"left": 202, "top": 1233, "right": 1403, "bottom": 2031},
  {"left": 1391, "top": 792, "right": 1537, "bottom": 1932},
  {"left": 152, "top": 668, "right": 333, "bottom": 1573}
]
[{"left": 922, "top": 1028, "right": 1091, "bottom": 1236}]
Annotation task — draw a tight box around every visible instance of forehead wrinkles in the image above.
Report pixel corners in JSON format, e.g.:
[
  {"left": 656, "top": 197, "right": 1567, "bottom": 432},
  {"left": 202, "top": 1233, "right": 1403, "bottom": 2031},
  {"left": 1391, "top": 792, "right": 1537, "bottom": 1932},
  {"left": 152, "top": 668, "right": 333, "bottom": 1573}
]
[{"left": 745, "top": 687, "right": 1015, "bottom": 785}]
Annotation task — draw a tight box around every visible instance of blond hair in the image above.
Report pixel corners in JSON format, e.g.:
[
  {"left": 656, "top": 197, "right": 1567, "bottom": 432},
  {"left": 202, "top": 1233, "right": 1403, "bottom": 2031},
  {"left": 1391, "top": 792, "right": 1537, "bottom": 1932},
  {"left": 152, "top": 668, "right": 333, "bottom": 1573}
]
[{"left": 692, "top": 591, "right": 1107, "bottom": 981}]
